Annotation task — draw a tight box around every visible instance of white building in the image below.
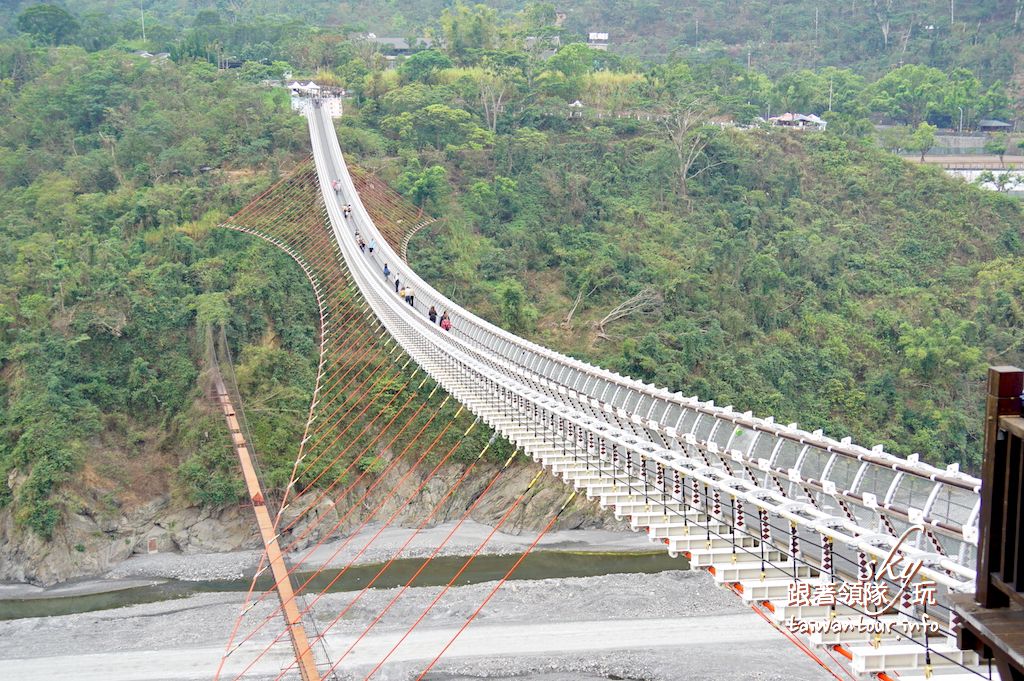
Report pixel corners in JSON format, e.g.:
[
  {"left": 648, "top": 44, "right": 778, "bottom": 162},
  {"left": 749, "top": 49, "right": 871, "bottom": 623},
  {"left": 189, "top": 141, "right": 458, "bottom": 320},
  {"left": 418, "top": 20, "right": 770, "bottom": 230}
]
[
  {"left": 289, "top": 81, "right": 343, "bottom": 119},
  {"left": 587, "top": 32, "right": 609, "bottom": 50}
]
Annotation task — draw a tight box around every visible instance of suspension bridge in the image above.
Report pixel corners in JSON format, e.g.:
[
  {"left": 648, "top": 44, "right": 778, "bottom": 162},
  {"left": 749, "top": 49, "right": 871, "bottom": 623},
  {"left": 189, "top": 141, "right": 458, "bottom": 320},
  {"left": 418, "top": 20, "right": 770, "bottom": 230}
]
[{"left": 208, "top": 100, "right": 1001, "bottom": 681}]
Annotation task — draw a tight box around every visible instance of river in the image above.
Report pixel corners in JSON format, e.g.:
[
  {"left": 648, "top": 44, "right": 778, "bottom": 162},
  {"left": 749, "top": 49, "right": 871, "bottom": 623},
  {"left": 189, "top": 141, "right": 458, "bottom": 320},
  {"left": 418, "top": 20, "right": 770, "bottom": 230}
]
[{"left": 0, "top": 549, "right": 687, "bottom": 620}]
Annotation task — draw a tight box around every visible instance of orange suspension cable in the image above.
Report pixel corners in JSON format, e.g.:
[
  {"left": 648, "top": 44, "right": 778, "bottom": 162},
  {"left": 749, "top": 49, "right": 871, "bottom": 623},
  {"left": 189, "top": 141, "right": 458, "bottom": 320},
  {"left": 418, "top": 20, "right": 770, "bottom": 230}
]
[
  {"left": 317, "top": 449, "right": 521, "bottom": 679},
  {"left": 413, "top": 491, "right": 577, "bottom": 680},
  {"left": 361, "top": 467, "right": 547, "bottom": 679},
  {"left": 272, "top": 422, "right": 491, "bottom": 681},
  {"left": 227, "top": 388, "right": 454, "bottom": 678}
]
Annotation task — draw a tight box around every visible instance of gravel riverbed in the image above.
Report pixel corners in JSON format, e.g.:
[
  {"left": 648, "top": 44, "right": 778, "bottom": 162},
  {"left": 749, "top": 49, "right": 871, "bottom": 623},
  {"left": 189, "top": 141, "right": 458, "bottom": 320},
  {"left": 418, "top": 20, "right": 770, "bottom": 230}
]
[{"left": 0, "top": 525, "right": 833, "bottom": 680}]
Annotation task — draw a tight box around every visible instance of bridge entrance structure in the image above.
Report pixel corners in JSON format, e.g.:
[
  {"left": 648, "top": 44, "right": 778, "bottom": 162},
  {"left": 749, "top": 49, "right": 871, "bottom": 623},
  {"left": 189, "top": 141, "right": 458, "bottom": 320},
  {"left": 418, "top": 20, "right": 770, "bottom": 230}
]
[{"left": 213, "top": 101, "right": 996, "bottom": 681}]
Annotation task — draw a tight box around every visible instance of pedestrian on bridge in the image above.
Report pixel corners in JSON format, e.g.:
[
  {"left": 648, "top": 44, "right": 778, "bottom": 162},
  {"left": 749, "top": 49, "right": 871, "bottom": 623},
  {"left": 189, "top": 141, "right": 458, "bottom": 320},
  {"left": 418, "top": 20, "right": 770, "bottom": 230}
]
[
  {"left": 395, "top": 277, "right": 400, "bottom": 294},
  {"left": 428, "top": 306, "right": 437, "bottom": 323},
  {"left": 345, "top": 203, "right": 353, "bottom": 218},
  {"left": 405, "top": 287, "right": 415, "bottom": 307},
  {"left": 440, "top": 311, "right": 452, "bottom": 331},
  {"left": 383, "top": 263, "right": 391, "bottom": 280},
  {"left": 368, "top": 238, "right": 376, "bottom": 254}
]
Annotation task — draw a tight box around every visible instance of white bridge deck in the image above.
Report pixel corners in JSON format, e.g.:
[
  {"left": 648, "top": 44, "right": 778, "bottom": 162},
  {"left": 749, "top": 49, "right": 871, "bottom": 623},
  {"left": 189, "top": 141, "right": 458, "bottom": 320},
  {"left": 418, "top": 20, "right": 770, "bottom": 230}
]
[{"left": 304, "top": 101, "right": 993, "bottom": 681}]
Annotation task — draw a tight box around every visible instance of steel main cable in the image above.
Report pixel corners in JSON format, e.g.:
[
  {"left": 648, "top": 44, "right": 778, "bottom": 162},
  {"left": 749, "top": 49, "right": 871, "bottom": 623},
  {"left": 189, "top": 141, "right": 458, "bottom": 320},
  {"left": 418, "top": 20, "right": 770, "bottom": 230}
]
[
  {"left": 228, "top": 393, "right": 467, "bottom": 680},
  {"left": 314, "top": 448, "right": 522, "bottom": 680},
  {"left": 291, "top": 341, "right": 407, "bottom": 488},
  {"left": 291, "top": 343, "right": 412, "bottom": 487},
  {"left": 271, "top": 318, "right": 397, "bottom": 533},
  {"left": 358, "top": 466, "right": 547, "bottom": 679},
  {"left": 291, "top": 326, "right": 394, "bottom": 453},
  {"left": 294, "top": 311, "right": 395, "bottom": 441},
  {"left": 271, "top": 421, "right": 495, "bottom": 681},
  {"left": 287, "top": 338, "right": 402, "bottom": 488},
  {"left": 222, "top": 182, "right": 376, "bottom": 530},
  {"left": 270, "top": 293, "right": 380, "bottom": 528},
  {"left": 217, "top": 159, "right": 434, "bottom": 675},
  {"left": 411, "top": 489, "right": 577, "bottom": 680}
]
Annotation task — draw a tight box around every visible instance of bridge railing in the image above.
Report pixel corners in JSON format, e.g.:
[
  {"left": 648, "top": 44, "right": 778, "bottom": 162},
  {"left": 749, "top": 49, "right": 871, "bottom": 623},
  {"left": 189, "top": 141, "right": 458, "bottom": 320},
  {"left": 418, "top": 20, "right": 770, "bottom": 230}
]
[{"left": 305, "top": 103, "right": 980, "bottom": 593}]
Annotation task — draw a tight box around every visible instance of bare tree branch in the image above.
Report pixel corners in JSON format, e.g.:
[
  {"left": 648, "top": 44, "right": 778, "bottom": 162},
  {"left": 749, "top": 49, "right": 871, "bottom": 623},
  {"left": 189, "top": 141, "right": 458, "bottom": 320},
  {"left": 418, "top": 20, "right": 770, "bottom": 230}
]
[
  {"left": 562, "top": 283, "right": 599, "bottom": 327},
  {"left": 595, "top": 288, "right": 662, "bottom": 339},
  {"left": 661, "top": 97, "right": 719, "bottom": 209}
]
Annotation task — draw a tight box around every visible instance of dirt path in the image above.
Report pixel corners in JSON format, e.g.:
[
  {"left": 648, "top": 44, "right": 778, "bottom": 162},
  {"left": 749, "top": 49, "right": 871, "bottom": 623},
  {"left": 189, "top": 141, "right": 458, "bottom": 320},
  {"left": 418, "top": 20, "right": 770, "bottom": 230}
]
[{"left": 0, "top": 614, "right": 795, "bottom": 680}]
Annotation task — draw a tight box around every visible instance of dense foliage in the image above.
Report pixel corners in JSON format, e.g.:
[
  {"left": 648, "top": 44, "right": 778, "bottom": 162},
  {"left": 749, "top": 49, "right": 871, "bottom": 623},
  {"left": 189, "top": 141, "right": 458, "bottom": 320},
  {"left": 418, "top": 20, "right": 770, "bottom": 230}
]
[
  {"left": 0, "top": 2, "right": 1021, "bottom": 541},
  {"left": 3, "top": 1, "right": 1023, "bottom": 85},
  {"left": 0, "top": 47, "right": 311, "bottom": 537}
]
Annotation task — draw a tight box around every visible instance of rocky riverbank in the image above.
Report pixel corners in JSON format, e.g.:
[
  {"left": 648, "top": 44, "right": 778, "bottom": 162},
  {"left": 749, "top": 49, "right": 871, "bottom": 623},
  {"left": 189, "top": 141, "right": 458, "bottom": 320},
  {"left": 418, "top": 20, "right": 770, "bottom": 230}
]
[
  {"left": 0, "top": 570, "right": 833, "bottom": 680},
  {"left": 0, "top": 459, "right": 620, "bottom": 587}
]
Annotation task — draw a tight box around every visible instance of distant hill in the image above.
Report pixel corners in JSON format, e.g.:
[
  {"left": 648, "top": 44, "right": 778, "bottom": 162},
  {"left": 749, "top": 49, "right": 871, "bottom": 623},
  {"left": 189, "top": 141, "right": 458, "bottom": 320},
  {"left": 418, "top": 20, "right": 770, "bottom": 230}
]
[{"left": 3, "top": 1, "right": 1021, "bottom": 85}]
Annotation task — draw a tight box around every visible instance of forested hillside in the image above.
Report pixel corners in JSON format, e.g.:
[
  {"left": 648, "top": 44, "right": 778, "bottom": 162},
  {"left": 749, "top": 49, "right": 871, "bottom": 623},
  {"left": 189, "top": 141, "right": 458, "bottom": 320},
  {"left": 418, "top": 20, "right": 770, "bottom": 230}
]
[
  {"left": 0, "top": 2, "right": 1022, "bottom": 570},
  {"left": 0, "top": 48, "right": 315, "bottom": 539},
  {"left": 3, "top": 0, "right": 1023, "bottom": 85}
]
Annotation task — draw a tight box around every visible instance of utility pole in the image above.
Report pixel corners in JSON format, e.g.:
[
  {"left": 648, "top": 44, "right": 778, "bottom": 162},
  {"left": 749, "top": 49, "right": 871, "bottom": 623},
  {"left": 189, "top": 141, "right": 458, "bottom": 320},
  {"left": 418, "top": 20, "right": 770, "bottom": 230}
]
[
  {"left": 695, "top": 19, "right": 699, "bottom": 46},
  {"left": 950, "top": 0, "right": 955, "bottom": 25},
  {"left": 141, "top": 7, "right": 146, "bottom": 41},
  {"left": 828, "top": 76, "right": 834, "bottom": 112}
]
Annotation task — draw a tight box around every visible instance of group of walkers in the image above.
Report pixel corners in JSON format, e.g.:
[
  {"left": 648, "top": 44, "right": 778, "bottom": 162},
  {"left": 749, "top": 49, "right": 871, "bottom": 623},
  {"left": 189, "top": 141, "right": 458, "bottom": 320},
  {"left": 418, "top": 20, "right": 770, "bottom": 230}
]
[
  {"left": 353, "top": 232, "right": 376, "bottom": 253},
  {"left": 332, "top": 180, "right": 354, "bottom": 217},
  {"left": 336, "top": 176, "right": 453, "bottom": 332},
  {"left": 429, "top": 305, "right": 452, "bottom": 330},
  {"left": 399, "top": 284, "right": 415, "bottom": 307},
  {"left": 382, "top": 262, "right": 452, "bottom": 331}
]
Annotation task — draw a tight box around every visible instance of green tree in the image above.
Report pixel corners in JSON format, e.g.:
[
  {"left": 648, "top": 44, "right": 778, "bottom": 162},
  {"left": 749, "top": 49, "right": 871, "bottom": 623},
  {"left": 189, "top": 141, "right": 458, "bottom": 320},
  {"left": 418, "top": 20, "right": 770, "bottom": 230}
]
[
  {"left": 771, "top": 69, "right": 824, "bottom": 114},
  {"left": 16, "top": 5, "right": 79, "bottom": 46},
  {"left": 398, "top": 49, "right": 453, "bottom": 84},
  {"left": 495, "top": 279, "right": 536, "bottom": 332},
  {"left": 943, "top": 68, "right": 981, "bottom": 131},
  {"left": 440, "top": 2, "right": 498, "bottom": 58},
  {"left": 907, "top": 122, "right": 937, "bottom": 162},
  {"left": 399, "top": 164, "right": 450, "bottom": 211},
  {"left": 869, "top": 64, "right": 947, "bottom": 125},
  {"left": 519, "top": 2, "right": 557, "bottom": 29},
  {"left": 547, "top": 43, "right": 596, "bottom": 79},
  {"left": 984, "top": 133, "right": 1009, "bottom": 166},
  {"left": 382, "top": 103, "right": 493, "bottom": 150},
  {"left": 978, "top": 81, "right": 1011, "bottom": 122}
]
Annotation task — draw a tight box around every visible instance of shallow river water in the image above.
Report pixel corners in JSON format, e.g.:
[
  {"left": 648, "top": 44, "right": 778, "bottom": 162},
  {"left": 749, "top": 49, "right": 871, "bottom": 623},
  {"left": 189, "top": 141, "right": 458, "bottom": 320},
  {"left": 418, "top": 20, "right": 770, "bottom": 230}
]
[{"left": 0, "top": 550, "right": 688, "bottom": 620}]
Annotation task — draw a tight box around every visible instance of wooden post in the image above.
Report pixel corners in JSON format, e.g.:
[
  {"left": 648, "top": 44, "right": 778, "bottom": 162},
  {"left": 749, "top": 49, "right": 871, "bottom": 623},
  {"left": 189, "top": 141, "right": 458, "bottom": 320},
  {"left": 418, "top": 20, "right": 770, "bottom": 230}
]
[
  {"left": 978, "top": 366, "right": 1023, "bottom": 608},
  {"left": 214, "top": 374, "right": 321, "bottom": 681}
]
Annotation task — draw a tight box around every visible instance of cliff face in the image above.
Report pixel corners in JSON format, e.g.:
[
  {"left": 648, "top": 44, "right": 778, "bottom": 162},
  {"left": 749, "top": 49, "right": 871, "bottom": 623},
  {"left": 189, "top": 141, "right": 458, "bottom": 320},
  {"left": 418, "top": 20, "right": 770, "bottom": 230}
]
[
  {"left": 0, "top": 456, "right": 617, "bottom": 586},
  {"left": 0, "top": 497, "right": 260, "bottom": 585}
]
